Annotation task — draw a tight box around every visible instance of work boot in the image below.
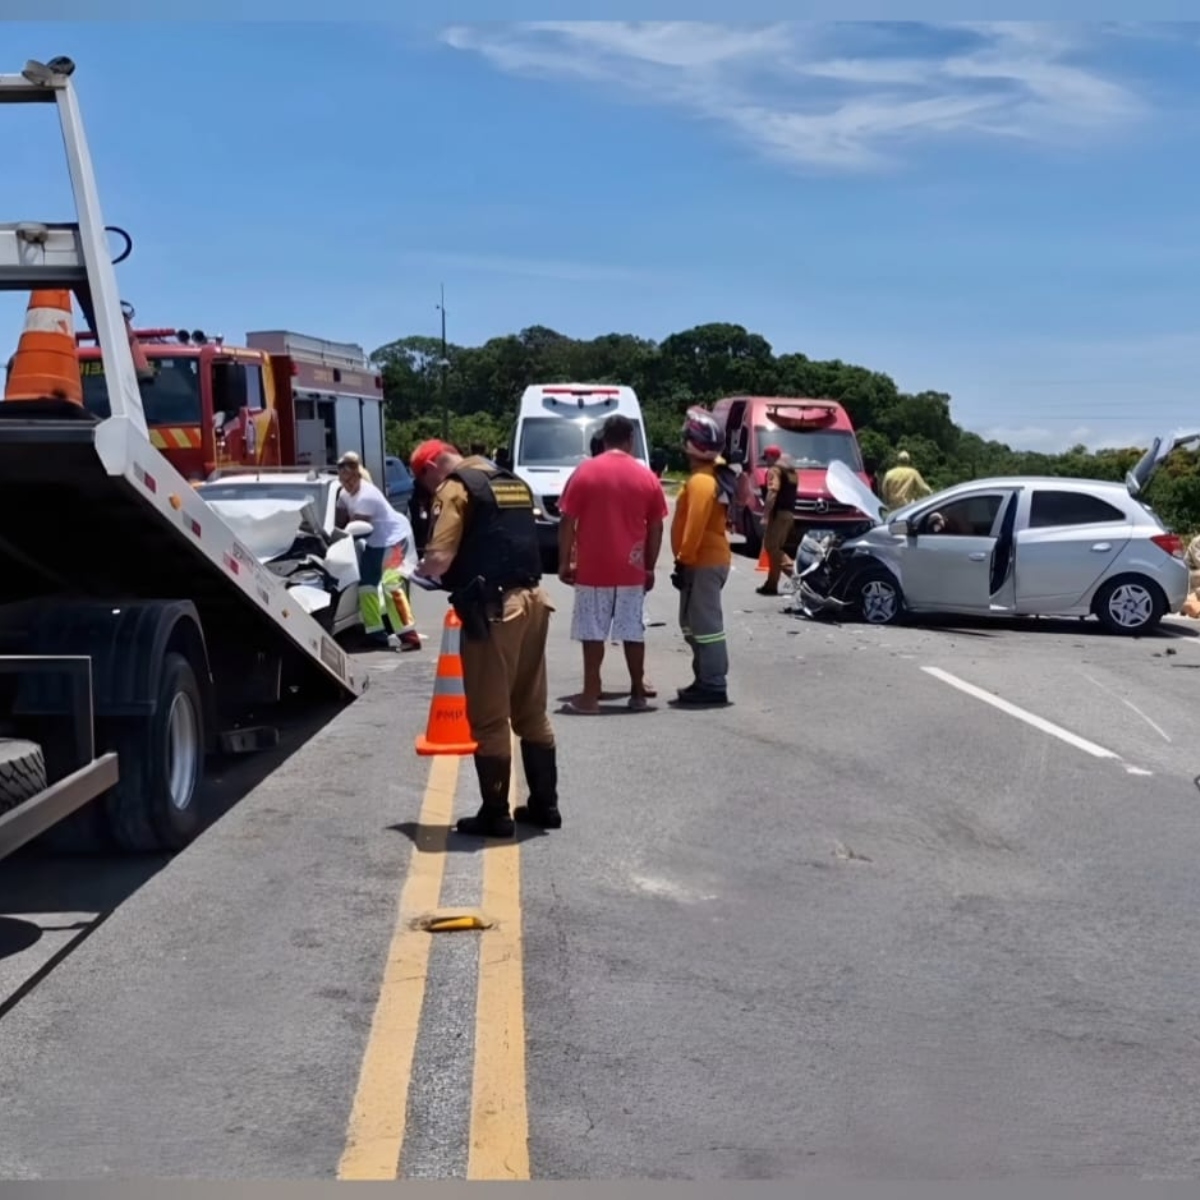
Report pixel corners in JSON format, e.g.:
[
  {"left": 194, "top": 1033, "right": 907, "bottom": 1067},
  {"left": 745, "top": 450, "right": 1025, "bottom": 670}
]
[
  {"left": 675, "top": 681, "right": 729, "bottom": 706},
  {"left": 514, "top": 740, "right": 561, "bottom": 830},
  {"left": 456, "top": 755, "right": 515, "bottom": 838}
]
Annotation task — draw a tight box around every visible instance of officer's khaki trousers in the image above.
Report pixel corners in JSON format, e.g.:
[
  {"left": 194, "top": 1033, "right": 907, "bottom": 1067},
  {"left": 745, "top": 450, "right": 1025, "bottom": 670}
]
[
  {"left": 460, "top": 585, "right": 556, "bottom": 758},
  {"left": 763, "top": 511, "right": 794, "bottom": 588}
]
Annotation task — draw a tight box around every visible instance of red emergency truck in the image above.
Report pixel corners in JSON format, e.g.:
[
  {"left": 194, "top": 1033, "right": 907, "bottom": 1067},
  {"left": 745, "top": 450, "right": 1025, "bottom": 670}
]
[{"left": 711, "top": 394, "right": 874, "bottom": 555}]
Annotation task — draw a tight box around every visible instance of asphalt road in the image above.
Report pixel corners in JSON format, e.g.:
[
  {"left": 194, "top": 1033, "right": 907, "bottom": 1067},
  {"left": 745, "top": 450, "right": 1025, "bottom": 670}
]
[{"left": 3, "top": 542, "right": 1200, "bottom": 1179}]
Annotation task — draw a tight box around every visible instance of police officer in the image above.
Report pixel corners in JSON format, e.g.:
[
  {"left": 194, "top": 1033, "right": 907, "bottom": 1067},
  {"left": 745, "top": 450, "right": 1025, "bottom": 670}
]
[
  {"left": 409, "top": 438, "right": 561, "bottom": 837},
  {"left": 756, "top": 444, "right": 798, "bottom": 596}
]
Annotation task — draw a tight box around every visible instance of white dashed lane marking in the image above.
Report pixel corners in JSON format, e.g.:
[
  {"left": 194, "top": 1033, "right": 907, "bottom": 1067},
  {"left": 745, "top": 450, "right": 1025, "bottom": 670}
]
[{"left": 921, "top": 666, "right": 1153, "bottom": 777}]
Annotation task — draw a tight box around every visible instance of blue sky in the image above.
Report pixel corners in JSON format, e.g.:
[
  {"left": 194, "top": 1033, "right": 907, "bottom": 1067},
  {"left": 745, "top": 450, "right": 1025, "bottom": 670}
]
[{"left": 3, "top": 20, "right": 1200, "bottom": 453}]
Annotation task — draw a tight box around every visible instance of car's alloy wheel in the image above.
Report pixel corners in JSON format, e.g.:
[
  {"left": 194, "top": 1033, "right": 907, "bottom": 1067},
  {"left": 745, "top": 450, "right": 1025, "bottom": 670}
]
[
  {"left": 1104, "top": 581, "right": 1155, "bottom": 630},
  {"left": 858, "top": 574, "right": 902, "bottom": 624}
]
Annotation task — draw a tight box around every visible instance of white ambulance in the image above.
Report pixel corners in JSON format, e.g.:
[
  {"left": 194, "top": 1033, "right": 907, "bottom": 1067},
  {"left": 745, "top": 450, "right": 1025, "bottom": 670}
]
[{"left": 497, "top": 383, "right": 654, "bottom": 566}]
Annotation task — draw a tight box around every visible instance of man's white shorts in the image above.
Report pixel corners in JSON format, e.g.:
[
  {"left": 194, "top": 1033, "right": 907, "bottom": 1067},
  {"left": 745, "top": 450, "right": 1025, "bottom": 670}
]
[{"left": 570, "top": 584, "right": 646, "bottom": 643}]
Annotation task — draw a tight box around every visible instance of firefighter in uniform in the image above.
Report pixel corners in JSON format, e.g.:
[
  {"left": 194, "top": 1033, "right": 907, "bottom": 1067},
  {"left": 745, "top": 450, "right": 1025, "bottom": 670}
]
[
  {"left": 880, "top": 449, "right": 932, "bottom": 512},
  {"left": 756, "top": 444, "right": 798, "bottom": 596},
  {"left": 409, "top": 438, "right": 561, "bottom": 837}
]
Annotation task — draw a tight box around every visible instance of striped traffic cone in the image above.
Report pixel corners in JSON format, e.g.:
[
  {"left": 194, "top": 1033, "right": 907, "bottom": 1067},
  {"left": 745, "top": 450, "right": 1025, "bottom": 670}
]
[
  {"left": 4, "top": 289, "right": 83, "bottom": 406},
  {"left": 415, "top": 607, "right": 479, "bottom": 756}
]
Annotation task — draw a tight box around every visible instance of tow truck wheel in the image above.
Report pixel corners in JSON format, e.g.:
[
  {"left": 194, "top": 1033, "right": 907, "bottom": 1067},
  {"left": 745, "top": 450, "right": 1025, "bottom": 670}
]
[
  {"left": 105, "top": 651, "right": 206, "bottom": 853},
  {"left": 849, "top": 566, "right": 905, "bottom": 625},
  {"left": 0, "top": 738, "right": 48, "bottom": 817}
]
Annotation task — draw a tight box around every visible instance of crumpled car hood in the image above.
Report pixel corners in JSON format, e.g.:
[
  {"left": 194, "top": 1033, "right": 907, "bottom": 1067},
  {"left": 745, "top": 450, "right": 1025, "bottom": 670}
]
[
  {"left": 206, "top": 497, "right": 310, "bottom": 562},
  {"left": 825, "top": 460, "right": 886, "bottom": 526}
]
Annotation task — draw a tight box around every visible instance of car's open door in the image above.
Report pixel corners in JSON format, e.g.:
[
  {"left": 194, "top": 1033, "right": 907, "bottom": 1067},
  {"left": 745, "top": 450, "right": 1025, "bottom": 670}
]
[{"left": 987, "top": 491, "right": 1020, "bottom": 612}]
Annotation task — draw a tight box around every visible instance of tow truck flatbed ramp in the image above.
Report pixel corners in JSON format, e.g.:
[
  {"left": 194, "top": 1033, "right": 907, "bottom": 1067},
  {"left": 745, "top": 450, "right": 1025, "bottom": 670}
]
[
  {"left": 0, "top": 60, "right": 368, "bottom": 860},
  {"left": 0, "top": 414, "right": 366, "bottom": 693}
]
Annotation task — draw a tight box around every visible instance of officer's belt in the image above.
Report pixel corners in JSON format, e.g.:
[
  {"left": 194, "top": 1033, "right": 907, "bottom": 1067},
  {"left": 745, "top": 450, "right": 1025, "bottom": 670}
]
[{"left": 493, "top": 575, "right": 540, "bottom": 592}]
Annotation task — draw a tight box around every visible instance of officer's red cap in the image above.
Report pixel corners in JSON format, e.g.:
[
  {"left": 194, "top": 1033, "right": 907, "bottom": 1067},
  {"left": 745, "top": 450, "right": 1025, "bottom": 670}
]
[
  {"left": 763, "top": 445, "right": 782, "bottom": 460},
  {"left": 410, "top": 438, "right": 454, "bottom": 477}
]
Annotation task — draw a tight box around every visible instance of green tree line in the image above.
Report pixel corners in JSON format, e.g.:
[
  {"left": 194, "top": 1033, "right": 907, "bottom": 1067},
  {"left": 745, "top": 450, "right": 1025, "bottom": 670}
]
[{"left": 373, "top": 321, "right": 1200, "bottom": 534}]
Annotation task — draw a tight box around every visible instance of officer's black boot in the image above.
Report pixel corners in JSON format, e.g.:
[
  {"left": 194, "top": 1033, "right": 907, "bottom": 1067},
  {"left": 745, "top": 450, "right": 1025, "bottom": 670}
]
[
  {"left": 456, "top": 755, "right": 515, "bottom": 838},
  {"left": 514, "top": 740, "right": 562, "bottom": 830}
]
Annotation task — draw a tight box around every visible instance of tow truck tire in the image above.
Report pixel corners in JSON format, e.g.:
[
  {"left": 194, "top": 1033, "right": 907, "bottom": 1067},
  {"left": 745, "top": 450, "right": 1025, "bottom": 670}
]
[
  {"left": 0, "top": 738, "right": 47, "bottom": 817},
  {"left": 105, "top": 652, "right": 206, "bottom": 853}
]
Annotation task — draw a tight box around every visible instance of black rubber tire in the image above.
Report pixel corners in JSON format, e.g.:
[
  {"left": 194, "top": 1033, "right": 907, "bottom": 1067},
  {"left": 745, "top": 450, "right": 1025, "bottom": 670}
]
[
  {"left": 848, "top": 565, "right": 905, "bottom": 626},
  {"left": 104, "top": 651, "right": 207, "bottom": 853},
  {"left": 1092, "top": 575, "right": 1166, "bottom": 636},
  {"left": 0, "top": 738, "right": 47, "bottom": 817}
]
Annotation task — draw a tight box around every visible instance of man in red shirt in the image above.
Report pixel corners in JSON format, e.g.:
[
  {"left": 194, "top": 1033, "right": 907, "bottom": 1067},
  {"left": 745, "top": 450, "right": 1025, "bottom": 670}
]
[{"left": 558, "top": 414, "right": 668, "bottom": 713}]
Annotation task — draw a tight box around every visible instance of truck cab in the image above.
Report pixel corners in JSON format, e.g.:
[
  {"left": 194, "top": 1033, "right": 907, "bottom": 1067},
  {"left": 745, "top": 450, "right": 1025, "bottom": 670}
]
[
  {"left": 711, "top": 395, "right": 874, "bottom": 555},
  {"left": 497, "top": 383, "right": 652, "bottom": 566},
  {"left": 73, "top": 328, "right": 292, "bottom": 481}
]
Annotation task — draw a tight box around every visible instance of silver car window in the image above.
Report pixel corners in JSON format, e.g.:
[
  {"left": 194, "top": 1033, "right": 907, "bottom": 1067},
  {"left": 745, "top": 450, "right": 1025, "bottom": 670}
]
[
  {"left": 1029, "top": 490, "right": 1125, "bottom": 528},
  {"left": 916, "top": 493, "right": 1004, "bottom": 537}
]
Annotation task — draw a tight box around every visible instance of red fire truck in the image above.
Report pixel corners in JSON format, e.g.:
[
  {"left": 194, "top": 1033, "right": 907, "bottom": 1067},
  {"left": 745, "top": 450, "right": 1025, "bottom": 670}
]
[{"left": 73, "top": 324, "right": 387, "bottom": 483}]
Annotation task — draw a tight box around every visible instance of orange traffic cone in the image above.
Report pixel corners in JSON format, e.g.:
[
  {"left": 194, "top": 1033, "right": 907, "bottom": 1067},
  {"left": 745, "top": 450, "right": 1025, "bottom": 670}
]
[
  {"left": 4, "top": 289, "right": 83, "bottom": 405},
  {"left": 756, "top": 545, "right": 770, "bottom": 572},
  {"left": 415, "top": 607, "right": 479, "bottom": 757}
]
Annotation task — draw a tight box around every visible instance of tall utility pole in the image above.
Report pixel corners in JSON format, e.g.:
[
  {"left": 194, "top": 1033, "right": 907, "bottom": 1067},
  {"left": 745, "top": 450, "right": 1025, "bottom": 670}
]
[{"left": 436, "top": 283, "right": 449, "bottom": 440}]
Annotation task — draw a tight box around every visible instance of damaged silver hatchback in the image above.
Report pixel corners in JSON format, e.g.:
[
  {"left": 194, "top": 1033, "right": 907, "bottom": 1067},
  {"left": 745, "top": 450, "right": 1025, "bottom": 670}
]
[{"left": 794, "top": 430, "right": 1200, "bottom": 636}]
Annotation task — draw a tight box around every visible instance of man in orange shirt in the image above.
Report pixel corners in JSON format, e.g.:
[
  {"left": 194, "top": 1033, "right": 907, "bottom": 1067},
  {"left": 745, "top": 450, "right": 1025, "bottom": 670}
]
[{"left": 670, "top": 408, "right": 734, "bottom": 706}]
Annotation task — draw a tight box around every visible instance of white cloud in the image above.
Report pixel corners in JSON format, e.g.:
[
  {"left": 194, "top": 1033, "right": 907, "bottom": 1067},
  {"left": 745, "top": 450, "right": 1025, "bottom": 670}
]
[
  {"left": 440, "top": 21, "right": 1153, "bottom": 171},
  {"left": 1097, "top": 21, "right": 1200, "bottom": 45},
  {"left": 518, "top": 21, "right": 791, "bottom": 70}
]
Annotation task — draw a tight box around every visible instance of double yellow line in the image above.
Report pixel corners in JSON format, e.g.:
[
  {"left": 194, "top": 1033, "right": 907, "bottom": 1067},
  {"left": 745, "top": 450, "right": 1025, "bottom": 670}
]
[{"left": 336, "top": 740, "right": 530, "bottom": 1180}]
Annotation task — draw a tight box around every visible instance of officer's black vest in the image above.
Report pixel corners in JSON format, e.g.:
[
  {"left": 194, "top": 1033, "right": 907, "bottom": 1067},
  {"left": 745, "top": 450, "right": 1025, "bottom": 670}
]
[
  {"left": 762, "top": 465, "right": 798, "bottom": 511},
  {"left": 439, "top": 463, "right": 543, "bottom": 593}
]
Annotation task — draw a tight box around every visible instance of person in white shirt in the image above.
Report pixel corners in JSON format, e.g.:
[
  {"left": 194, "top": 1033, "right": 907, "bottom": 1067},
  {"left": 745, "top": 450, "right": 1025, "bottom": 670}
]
[{"left": 335, "top": 453, "right": 421, "bottom": 651}]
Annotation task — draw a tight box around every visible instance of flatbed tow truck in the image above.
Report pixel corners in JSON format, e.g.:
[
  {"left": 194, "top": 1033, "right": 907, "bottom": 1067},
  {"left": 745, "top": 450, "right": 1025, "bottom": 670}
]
[{"left": 0, "top": 58, "right": 368, "bottom": 862}]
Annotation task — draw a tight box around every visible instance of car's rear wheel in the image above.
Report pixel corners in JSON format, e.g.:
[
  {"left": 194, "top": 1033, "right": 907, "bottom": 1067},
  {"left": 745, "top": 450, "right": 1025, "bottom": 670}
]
[
  {"left": 1093, "top": 575, "right": 1166, "bottom": 635},
  {"left": 849, "top": 565, "right": 905, "bottom": 625}
]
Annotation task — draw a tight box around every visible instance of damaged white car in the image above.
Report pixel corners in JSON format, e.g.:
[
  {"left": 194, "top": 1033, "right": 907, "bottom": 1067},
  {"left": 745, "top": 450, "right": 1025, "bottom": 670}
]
[
  {"left": 197, "top": 485, "right": 367, "bottom": 639},
  {"left": 794, "top": 430, "right": 1200, "bottom": 636}
]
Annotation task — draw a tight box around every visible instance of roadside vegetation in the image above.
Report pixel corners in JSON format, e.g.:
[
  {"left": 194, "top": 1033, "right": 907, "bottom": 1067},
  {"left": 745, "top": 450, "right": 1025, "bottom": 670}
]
[{"left": 374, "top": 320, "right": 1200, "bottom": 536}]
